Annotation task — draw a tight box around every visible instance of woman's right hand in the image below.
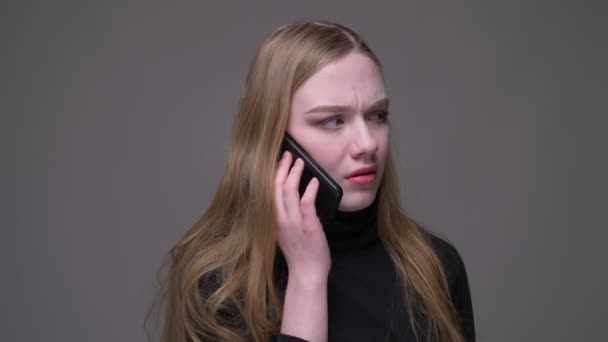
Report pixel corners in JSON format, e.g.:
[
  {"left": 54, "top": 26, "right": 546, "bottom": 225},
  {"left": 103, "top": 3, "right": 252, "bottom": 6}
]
[
  {"left": 274, "top": 151, "right": 331, "bottom": 283},
  {"left": 275, "top": 150, "right": 330, "bottom": 342}
]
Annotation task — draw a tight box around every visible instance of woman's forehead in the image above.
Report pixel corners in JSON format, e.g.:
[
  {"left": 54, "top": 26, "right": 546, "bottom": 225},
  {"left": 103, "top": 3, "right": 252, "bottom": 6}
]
[{"left": 291, "top": 53, "right": 386, "bottom": 113}]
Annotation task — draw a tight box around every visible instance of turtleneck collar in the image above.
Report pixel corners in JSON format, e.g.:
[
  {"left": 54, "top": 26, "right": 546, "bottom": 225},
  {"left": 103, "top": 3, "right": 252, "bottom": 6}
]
[{"left": 325, "top": 197, "right": 380, "bottom": 253}]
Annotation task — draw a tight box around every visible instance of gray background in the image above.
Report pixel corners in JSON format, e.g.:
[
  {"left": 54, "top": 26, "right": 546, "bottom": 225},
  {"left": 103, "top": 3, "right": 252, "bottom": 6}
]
[{"left": 4, "top": 1, "right": 607, "bottom": 341}]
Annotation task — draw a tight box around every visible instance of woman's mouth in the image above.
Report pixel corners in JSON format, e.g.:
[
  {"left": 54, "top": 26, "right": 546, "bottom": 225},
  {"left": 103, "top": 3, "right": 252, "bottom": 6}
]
[
  {"left": 346, "top": 166, "right": 377, "bottom": 185},
  {"left": 347, "top": 172, "right": 376, "bottom": 185}
]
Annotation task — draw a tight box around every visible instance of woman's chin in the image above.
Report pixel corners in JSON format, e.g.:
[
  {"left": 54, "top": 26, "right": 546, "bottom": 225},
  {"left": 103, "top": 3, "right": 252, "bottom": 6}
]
[{"left": 337, "top": 191, "right": 377, "bottom": 212}]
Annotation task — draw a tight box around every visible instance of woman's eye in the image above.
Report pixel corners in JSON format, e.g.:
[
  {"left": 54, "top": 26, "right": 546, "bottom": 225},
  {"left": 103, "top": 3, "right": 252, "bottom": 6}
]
[
  {"left": 322, "top": 117, "right": 344, "bottom": 128},
  {"left": 369, "top": 111, "right": 389, "bottom": 122}
]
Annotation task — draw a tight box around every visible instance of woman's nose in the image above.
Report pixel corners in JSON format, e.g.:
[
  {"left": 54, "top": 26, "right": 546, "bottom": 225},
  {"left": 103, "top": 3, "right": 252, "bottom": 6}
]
[{"left": 350, "top": 121, "right": 378, "bottom": 158}]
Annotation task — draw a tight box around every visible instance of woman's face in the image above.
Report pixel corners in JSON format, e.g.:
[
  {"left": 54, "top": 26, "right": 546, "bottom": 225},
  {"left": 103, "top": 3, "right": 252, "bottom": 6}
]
[{"left": 287, "top": 51, "right": 390, "bottom": 212}]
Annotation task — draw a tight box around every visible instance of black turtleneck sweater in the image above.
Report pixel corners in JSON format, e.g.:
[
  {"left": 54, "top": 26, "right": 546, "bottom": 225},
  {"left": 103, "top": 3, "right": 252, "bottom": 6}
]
[
  {"left": 276, "top": 199, "right": 476, "bottom": 342},
  {"left": 199, "top": 200, "right": 475, "bottom": 341}
]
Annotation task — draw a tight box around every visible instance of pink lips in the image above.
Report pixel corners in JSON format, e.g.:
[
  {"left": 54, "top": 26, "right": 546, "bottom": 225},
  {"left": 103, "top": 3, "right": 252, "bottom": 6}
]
[{"left": 346, "top": 166, "right": 377, "bottom": 185}]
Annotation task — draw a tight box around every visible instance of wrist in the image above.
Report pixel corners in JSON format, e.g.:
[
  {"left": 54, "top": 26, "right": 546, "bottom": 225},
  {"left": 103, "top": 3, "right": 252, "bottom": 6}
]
[
  {"left": 287, "top": 270, "right": 329, "bottom": 291},
  {"left": 281, "top": 271, "right": 328, "bottom": 341}
]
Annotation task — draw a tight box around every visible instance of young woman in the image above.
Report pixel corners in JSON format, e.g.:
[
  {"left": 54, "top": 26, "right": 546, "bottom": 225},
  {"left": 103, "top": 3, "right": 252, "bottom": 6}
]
[{"left": 151, "top": 20, "right": 475, "bottom": 342}]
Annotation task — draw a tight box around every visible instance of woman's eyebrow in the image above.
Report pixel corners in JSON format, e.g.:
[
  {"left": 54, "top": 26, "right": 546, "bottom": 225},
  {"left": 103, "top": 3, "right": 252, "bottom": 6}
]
[{"left": 304, "top": 97, "right": 390, "bottom": 114}]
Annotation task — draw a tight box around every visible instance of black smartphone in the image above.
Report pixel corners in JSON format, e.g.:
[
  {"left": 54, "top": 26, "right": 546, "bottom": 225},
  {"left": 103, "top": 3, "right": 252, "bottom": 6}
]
[{"left": 280, "top": 133, "right": 343, "bottom": 227}]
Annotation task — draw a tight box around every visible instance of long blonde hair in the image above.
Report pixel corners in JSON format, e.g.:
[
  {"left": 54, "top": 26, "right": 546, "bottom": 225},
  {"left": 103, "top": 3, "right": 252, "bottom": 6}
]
[{"left": 147, "top": 20, "right": 464, "bottom": 342}]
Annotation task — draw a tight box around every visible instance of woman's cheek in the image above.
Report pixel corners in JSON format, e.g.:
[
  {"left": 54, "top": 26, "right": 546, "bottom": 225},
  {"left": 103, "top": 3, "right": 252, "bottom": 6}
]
[{"left": 319, "top": 149, "right": 345, "bottom": 180}]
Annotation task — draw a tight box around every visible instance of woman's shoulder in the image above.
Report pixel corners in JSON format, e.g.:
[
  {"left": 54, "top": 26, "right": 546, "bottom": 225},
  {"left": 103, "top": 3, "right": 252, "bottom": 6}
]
[
  {"left": 417, "top": 225, "right": 477, "bottom": 340},
  {"left": 417, "top": 225, "right": 469, "bottom": 284}
]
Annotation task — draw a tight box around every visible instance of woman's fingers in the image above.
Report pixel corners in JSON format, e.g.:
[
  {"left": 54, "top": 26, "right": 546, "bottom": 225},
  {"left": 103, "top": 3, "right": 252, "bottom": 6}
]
[
  {"left": 274, "top": 153, "right": 330, "bottom": 280},
  {"left": 283, "top": 157, "right": 305, "bottom": 220},
  {"left": 275, "top": 152, "right": 321, "bottom": 232},
  {"left": 300, "top": 177, "right": 320, "bottom": 226},
  {"left": 276, "top": 151, "right": 292, "bottom": 181},
  {"left": 274, "top": 151, "right": 293, "bottom": 223}
]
